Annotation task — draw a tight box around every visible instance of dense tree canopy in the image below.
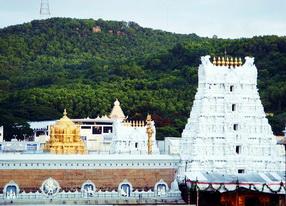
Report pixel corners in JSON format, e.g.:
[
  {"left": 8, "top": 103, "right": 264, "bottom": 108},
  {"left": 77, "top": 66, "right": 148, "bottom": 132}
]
[{"left": 0, "top": 18, "right": 285, "bottom": 140}]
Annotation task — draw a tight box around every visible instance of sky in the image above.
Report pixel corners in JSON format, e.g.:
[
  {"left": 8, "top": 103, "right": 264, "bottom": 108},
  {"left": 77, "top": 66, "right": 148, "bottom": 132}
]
[{"left": 0, "top": 0, "right": 285, "bottom": 38}]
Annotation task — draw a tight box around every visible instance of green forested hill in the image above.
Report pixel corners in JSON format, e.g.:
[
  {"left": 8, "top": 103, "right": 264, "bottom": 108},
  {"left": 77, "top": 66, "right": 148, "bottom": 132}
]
[{"left": 0, "top": 18, "right": 285, "bottom": 140}]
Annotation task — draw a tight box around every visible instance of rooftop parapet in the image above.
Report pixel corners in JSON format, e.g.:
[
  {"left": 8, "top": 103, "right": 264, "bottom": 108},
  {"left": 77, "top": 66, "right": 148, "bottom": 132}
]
[
  {"left": 212, "top": 56, "right": 243, "bottom": 68},
  {"left": 122, "top": 120, "right": 145, "bottom": 127}
]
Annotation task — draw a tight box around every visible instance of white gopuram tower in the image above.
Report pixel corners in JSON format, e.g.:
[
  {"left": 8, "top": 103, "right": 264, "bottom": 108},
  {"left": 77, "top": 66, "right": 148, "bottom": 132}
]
[{"left": 180, "top": 55, "right": 284, "bottom": 175}]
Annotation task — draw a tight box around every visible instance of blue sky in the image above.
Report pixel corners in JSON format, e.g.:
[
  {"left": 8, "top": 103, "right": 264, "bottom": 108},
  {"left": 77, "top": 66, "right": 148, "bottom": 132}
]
[{"left": 0, "top": 0, "right": 285, "bottom": 38}]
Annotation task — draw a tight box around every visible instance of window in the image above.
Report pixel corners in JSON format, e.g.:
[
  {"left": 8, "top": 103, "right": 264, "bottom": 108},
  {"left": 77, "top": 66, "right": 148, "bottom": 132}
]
[
  {"left": 36, "top": 131, "right": 45, "bottom": 137},
  {"left": 92, "top": 126, "right": 102, "bottom": 134},
  {"left": 230, "top": 85, "right": 234, "bottom": 92},
  {"left": 103, "top": 126, "right": 113, "bottom": 133},
  {"left": 233, "top": 124, "right": 238, "bottom": 131},
  {"left": 236, "top": 145, "right": 241, "bottom": 154},
  {"left": 27, "top": 144, "right": 37, "bottom": 151},
  {"left": 238, "top": 169, "right": 245, "bottom": 174},
  {"left": 81, "top": 122, "right": 95, "bottom": 125},
  {"left": 232, "top": 104, "right": 236, "bottom": 111},
  {"left": 135, "top": 142, "right": 138, "bottom": 148},
  {"left": 96, "top": 122, "right": 112, "bottom": 125},
  {"left": 81, "top": 126, "right": 91, "bottom": 129}
]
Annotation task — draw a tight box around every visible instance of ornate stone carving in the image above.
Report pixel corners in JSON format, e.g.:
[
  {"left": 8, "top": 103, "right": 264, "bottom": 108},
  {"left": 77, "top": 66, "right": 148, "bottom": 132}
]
[
  {"left": 118, "top": 179, "right": 133, "bottom": 197},
  {"left": 3, "top": 180, "right": 20, "bottom": 199},
  {"left": 154, "top": 179, "right": 169, "bottom": 196},
  {"left": 40, "top": 177, "right": 60, "bottom": 196},
  {"left": 146, "top": 114, "right": 154, "bottom": 154}
]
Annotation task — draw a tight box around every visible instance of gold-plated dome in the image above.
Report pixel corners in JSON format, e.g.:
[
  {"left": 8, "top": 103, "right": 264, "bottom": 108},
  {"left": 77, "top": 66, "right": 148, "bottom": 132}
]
[
  {"left": 54, "top": 109, "right": 76, "bottom": 128},
  {"left": 44, "top": 109, "right": 86, "bottom": 154}
]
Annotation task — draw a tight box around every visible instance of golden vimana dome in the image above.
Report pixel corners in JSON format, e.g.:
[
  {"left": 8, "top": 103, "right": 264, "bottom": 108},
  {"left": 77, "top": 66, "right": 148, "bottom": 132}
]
[
  {"left": 54, "top": 109, "right": 76, "bottom": 128},
  {"left": 44, "top": 109, "right": 86, "bottom": 154}
]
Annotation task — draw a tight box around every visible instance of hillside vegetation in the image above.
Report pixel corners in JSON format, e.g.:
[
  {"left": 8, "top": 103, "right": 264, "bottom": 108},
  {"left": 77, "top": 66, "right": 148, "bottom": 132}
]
[{"left": 0, "top": 18, "right": 285, "bottom": 140}]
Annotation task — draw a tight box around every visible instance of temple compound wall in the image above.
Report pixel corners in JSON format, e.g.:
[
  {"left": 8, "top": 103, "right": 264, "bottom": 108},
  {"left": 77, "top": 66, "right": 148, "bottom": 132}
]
[
  {"left": 0, "top": 154, "right": 180, "bottom": 202},
  {"left": 0, "top": 169, "right": 175, "bottom": 191}
]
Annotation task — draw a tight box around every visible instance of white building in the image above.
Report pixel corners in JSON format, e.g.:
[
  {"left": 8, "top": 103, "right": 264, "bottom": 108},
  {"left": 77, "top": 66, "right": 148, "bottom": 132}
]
[
  {"left": 0, "top": 126, "right": 3, "bottom": 142},
  {"left": 0, "top": 139, "right": 41, "bottom": 153},
  {"left": 163, "top": 137, "right": 181, "bottom": 155},
  {"left": 26, "top": 99, "right": 158, "bottom": 154},
  {"left": 110, "top": 118, "right": 159, "bottom": 154},
  {"left": 180, "top": 55, "right": 284, "bottom": 175},
  {"left": 29, "top": 120, "right": 55, "bottom": 142}
]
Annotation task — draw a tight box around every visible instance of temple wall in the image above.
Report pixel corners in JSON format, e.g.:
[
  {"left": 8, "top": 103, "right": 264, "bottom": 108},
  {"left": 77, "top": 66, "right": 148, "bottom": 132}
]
[{"left": 0, "top": 168, "right": 176, "bottom": 191}]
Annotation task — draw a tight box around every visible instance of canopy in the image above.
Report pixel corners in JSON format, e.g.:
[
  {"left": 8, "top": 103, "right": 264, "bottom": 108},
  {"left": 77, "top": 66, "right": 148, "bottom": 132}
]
[{"left": 184, "top": 171, "right": 286, "bottom": 194}]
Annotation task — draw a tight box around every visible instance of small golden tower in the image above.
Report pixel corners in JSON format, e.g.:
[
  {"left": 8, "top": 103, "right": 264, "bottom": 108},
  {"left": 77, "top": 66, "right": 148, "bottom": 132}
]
[
  {"left": 146, "top": 114, "right": 154, "bottom": 154},
  {"left": 44, "top": 109, "right": 86, "bottom": 154}
]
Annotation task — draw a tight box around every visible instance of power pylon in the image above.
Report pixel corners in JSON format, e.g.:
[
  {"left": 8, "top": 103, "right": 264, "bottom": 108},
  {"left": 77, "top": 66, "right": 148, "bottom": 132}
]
[{"left": 40, "top": 0, "right": 51, "bottom": 16}]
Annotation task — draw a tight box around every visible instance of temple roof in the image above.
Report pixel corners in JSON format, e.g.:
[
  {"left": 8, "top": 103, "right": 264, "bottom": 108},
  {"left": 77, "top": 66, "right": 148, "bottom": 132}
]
[
  {"left": 184, "top": 171, "right": 285, "bottom": 194},
  {"left": 109, "top": 99, "right": 125, "bottom": 121},
  {"left": 28, "top": 120, "right": 56, "bottom": 130},
  {"left": 54, "top": 109, "right": 76, "bottom": 128}
]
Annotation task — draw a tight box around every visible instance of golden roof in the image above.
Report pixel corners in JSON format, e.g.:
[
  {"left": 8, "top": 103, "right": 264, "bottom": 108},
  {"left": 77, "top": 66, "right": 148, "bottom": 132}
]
[
  {"left": 109, "top": 99, "right": 125, "bottom": 120},
  {"left": 54, "top": 109, "right": 76, "bottom": 128}
]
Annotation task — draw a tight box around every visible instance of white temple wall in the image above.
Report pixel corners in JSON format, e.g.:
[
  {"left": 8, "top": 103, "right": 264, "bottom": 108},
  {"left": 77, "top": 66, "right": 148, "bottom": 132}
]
[
  {"left": 110, "top": 120, "right": 159, "bottom": 154},
  {"left": 0, "top": 126, "right": 3, "bottom": 142}
]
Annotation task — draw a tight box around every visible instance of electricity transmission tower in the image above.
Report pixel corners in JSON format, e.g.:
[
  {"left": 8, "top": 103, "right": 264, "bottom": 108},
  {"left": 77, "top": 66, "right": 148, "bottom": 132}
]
[{"left": 40, "top": 0, "right": 51, "bottom": 16}]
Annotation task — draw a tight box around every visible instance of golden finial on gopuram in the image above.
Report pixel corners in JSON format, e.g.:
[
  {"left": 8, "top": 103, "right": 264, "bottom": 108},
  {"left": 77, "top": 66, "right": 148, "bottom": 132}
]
[
  {"left": 217, "top": 57, "right": 221, "bottom": 66},
  {"left": 229, "top": 57, "right": 234, "bottom": 67},
  {"left": 226, "top": 57, "right": 230, "bottom": 67},
  {"left": 213, "top": 56, "right": 217, "bottom": 65},
  {"left": 238, "top": 57, "right": 242, "bottom": 66},
  {"left": 63, "top": 109, "right": 67, "bottom": 116},
  {"left": 221, "top": 57, "right": 225, "bottom": 66},
  {"left": 234, "top": 57, "right": 238, "bottom": 67}
]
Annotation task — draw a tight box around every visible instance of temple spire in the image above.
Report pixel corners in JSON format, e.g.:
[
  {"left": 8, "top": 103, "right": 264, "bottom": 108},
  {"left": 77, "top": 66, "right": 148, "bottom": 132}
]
[
  {"left": 109, "top": 99, "right": 126, "bottom": 121},
  {"left": 63, "top": 109, "right": 67, "bottom": 117}
]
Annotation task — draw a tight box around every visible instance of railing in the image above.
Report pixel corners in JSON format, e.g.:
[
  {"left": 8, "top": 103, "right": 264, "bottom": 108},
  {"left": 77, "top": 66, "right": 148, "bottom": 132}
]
[{"left": 1, "top": 189, "right": 181, "bottom": 201}]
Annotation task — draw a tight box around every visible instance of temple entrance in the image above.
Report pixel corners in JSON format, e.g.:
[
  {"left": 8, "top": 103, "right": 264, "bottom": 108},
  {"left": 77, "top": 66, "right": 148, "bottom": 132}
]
[
  {"left": 180, "top": 184, "right": 282, "bottom": 206},
  {"left": 245, "top": 197, "right": 260, "bottom": 206}
]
